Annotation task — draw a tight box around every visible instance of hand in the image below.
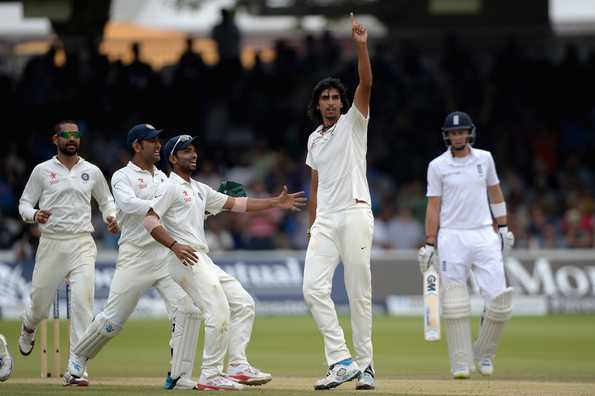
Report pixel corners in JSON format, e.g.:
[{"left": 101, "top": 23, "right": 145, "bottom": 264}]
[
  {"left": 172, "top": 243, "right": 199, "bottom": 266},
  {"left": 34, "top": 209, "right": 52, "bottom": 224},
  {"left": 351, "top": 12, "right": 368, "bottom": 44},
  {"left": 498, "top": 226, "right": 514, "bottom": 255},
  {"left": 275, "top": 185, "right": 307, "bottom": 211},
  {"left": 417, "top": 244, "right": 437, "bottom": 273},
  {"left": 106, "top": 216, "right": 119, "bottom": 234}
]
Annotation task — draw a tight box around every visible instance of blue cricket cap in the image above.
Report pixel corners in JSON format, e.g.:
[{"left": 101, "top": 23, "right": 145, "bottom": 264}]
[
  {"left": 163, "top": 135, "right": 199, "bottom": 159},
  {"left": 126, "top": 124, "right": 162, "bottom": 149}
]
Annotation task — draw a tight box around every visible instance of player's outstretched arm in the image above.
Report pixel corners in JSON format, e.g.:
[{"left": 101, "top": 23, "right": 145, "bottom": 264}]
[
  {"left": 351, "top": 12, "right": 372, "bottom": 118},
  {"left": 222, "top": 186, "right": 306, "bottom": 213}
]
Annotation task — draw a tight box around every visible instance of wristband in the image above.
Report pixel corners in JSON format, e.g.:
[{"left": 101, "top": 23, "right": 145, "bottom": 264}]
[
  {"left": 490, "top": 202, "right": 507, "bottom": 218},
  {"left": 169, "top": 241, "right": 177, "bottom": 250}
]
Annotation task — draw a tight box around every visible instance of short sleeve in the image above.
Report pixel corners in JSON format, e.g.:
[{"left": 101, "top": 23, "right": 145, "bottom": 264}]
[
  {"left": 305, "top": 135, "right": 317, "bottom": 169},
  {"left": 426, "top": 162, "right": 442, "bottom": 197},
  {"left": 151, "top": 182, "right": 176, "bottom": 219},
  {"left": 486, "top": 153, "right": 500, "bottom": 186},
  {"left": 346, "top": 104, "right": 369, "bottom": 133},
  {"left": 203, "top": 184, "right": 228, "bottom": 216}
]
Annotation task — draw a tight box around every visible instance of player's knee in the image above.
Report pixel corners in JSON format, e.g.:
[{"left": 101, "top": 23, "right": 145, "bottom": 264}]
[
  {"left": 175, "top": 295, "right": 201, "bottom": 318},
  {"left": 241, "top": 294, "right": 255, "bottom": 318},
  {"left": 303, "top": 285, "right": 331, "bottom": 307},
  {"left": 442, "top": 282, "right": 471, "bottom": 319},
  {"left": 485, "top": 287, "right": 513, "bottom": 322}
]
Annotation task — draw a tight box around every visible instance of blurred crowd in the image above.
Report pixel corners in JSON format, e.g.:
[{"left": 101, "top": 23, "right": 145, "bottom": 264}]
[{"left": 1, "top": 16, "right": 594, "bottom": 256}]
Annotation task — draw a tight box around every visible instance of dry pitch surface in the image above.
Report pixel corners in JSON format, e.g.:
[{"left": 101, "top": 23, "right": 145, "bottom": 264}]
[{"left": 7, "top": 376, "right": 595, "bottom": 395}]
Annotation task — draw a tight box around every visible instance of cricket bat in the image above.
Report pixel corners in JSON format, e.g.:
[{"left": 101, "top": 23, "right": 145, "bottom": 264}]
[{"left": 423, "top": 266, "right": 441, "bottom": 341}]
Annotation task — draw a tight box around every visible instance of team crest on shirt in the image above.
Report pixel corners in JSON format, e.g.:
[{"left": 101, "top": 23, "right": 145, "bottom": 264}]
[
  {"left": 476, "top": 164, "right": 483, "bottom": 177},
  {"left": 49, "top": 171, "right": 59, "bottom": 184},
  {"left": 81, "top": 172, "right": 90, "bottom": 182},
  {"left": 182, "top": 190, "right": 192, "bottom": 202},
  {"left": 138, "top": 178, "right": 147, "bottom": 189}
]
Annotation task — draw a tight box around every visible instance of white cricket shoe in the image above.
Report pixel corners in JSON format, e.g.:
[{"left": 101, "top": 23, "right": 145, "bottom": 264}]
[
  {"left": 197, "top": 374, "right": 244, "bottom": 391},
  {"left": 476, "top": 357, "right": 494, "bottom": 376},
  {"left": 67, "top": 353, "right": 88, "bottom": 378},
  {"left": 314, "top": 358, "right": 361, "bottom": 390},
  {"left": 227, "top": 363, "right": 272, "bottom": 386},
  {"left": 163, "top": 373, "right": 198, "bottom": 390},
  {"left": 63, "top": 371, "right": 89, "bottom": 387},
  {"left": 355, "top": 366, "right": 375, "bottom": 390},
  {"left": 452, "top": 366, "right": 470, "bottom": 379},
  {"left": 17, "top": 324, "right": 35, "bottom": 356},
  {"left": 0, "top": 334, "right": 13, "bottom": 382}
]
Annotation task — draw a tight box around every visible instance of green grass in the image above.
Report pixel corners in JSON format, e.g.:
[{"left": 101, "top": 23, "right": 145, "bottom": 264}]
[{"left": 1, "top": 315, "right": 594, "bottom": 395}]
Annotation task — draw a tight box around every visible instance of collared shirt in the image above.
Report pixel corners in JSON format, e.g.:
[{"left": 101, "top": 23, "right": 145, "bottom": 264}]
[
  {"left": 305, "top": 105, "right": 371, "bottom": 215},
  {"left": 112, "top": 161, "right": 168, "bottom": 247},
  {"left": 150, "top": 172, "right": 228, "bottom": 252},
  {"left": 426, "top": 147, "right": 500, "bottom": 229},
  {"left": 18, "top": 156, "right": 116, "bottom": 235}
]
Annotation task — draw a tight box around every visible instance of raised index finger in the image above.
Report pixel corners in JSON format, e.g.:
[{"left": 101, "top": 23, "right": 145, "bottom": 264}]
[{"left": 350, "top": 11, "right": 356, "bottom": 25}]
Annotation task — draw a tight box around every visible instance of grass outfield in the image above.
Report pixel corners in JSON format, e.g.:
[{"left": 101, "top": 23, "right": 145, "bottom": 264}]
[{"left": 0, "top": 315, "right": 594, "bottom": 395}]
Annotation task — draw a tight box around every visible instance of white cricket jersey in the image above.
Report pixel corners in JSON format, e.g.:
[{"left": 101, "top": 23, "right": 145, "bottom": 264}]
[
  {"left": 18, "top": 156, "right": 117, "bottom": 236},
  {"left": 150, "top": 172, "right": 228, "bottom": 253},
  {"left": 111, "top": 162, "right": 168, "bottom": 248},
  {"left": 306, "top": 105, "right": 371, "bottom": 215},
  {"left": 426, "top": 147, "right": 500, "bottom": 229}
]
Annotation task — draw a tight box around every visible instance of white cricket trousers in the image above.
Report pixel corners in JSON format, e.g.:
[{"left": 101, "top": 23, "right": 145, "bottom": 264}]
[
  {"left": 438, "top": 226, "right": 507, "bottom": 301},
  {"left": 100, "top": 242, "right": 188, "bottom": 328},
  {"left": 303, "top": 203, "right": 374, "bottom": 370},
  {"left": 23, "top": 233, "right": 97, "bottom": 358},
  {"left": 167, "top": 250, "right": 255, "bottom": 379}
]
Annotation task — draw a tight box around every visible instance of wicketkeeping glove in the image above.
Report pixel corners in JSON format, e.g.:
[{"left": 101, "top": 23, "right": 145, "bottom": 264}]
[
  {"left": 217, "top": 181, "right": 247, "bottom": 197},
  {"left": 417, "top": 244, "right": 438, "bottom": 273},
  {"left": 498, "top": 226, "right": 514, "bottom": 255}
]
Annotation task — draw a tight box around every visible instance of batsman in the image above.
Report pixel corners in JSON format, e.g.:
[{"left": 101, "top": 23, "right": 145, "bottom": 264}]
[{"left": 418, "top": 111, "right": 515, "bottom": 379}]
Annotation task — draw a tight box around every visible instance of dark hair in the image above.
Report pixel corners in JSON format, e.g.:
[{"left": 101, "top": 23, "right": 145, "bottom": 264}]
[
  {"left": 54, "top": 120, "right": 78, "bottom": 134},
  {"left": 307, "top": 77, "right": 350, "bottom": 124}
]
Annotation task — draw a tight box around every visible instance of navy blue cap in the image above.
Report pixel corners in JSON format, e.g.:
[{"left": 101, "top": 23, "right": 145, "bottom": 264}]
[
  {"left": 126, "top": 124, "right": 162, "bottom": 149},
  {"left": 163, "top": 134, "right": 199, "bottom": 159}
]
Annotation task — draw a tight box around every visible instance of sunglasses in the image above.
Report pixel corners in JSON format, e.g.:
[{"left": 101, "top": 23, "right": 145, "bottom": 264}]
[
  {"left": 170, "top": 135, "right": 193, "bottom": 157},
  {"left": 56, "top": 131, "right": 81, "bottom": 139}
]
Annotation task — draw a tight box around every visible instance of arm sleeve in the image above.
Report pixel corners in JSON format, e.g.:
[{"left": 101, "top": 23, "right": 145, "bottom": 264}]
[
  {"left": 486, "top": 153, "right": 500, "bottom": 186},
  {"left": 91, "top": 168, "right": 117, "bottom": 222},
  {"left": 150, "top": 183, "right": 175, "bottom": 219},
  {"left": 305, "top": 135, "right": 317, "bottom": 170},
  {"left": 426, "top": 163, "right": 442, "bottom": 197},
  {"left": 111, "top": 172, "right": 152, "bottom": 215},
  {"left": 204, "top": 184, "right": 229, "bottom": 216},
  {"left": 18, "top": 166, "right": 42, "bottom": 223},
  {"left": 346, "top": 104, "right": 369, "bottom": 134}
]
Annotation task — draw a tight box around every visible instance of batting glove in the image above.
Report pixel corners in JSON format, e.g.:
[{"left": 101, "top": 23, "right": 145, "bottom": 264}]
[
  {"left": 498, "top": 226, "right": 515, "bottom": 254},
  {"left": 417, "top": 244, "right": 437, "bottom": 273}
]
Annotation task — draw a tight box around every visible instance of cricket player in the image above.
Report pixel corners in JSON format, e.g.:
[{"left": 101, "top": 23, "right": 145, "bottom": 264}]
[
  {"left": 0, "top": 334, "right": 12, "bottom": 382},
  {"left": 17, "top": 120, "right": 119, "bottom": 385},
  {"left": 303, "top": 13, "right": 375, "bottom": 391},
  {"left": 143, "top": 134, "right": 306, "bottom": 391},
  {"left": 64, "top": 124, "right": 200, "bottom": 389},
  {"left": 418, "top": 111, "right": 515, "bottom": 379}
]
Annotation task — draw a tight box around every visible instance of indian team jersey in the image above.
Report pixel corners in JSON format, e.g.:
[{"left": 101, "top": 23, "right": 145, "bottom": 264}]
[
  {"left": 305, "top": 105, "right": 371, "bottom": 215},
  {"left": 426, "top": 147, "right": 499, "bottom": 229},
  {"left": 111, "top": 162, "right": 168, "bottom": 248},
  {"left": 18, "top": 156, "right": 116, "bottom": 236},
  {"left": 150, "top": 172, "right": 228, "bottom": 252}
]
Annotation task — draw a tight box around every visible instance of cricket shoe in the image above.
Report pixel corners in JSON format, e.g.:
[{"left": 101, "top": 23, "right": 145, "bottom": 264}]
[
  {"left": 163, "top": 373, "right": 199, "bottom": 390},
  {"left": 227, "top": 363, "right": 272, "bottom": 386},
  {"left": 314, "top": 358, "right": 361, "bottom": 390},
  {"left": 476, "top": 357, "right": 494, "bottom": 376},
  {"left": 17, "top": 324, "right": 35, "bottom": 356},
  {"left": 197, "top": 374, "right": 244, "bottom": 391},
  {"left": 355, "top": 365, "right": 375, "bottom": 390},
  {"left": 63, "top": 371, "right": 89, "bottom": 387},
  {"left": 452, "top": 366, "right": 470, "bottom": 380},
  {"left": 0, "top": 334, "right": 13, "bottom": 382}
]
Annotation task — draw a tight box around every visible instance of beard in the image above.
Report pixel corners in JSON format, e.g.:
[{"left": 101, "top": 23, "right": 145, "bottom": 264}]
[{"left": 58, "top": 142, "right": 79, "bottom": 156}]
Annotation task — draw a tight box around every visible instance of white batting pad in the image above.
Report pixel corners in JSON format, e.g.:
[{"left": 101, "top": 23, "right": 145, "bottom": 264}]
[
  {"left": 73, "top": 312, "right": 123, "bottom": 359},
  {"left": 442, "top": 283, "right": 474, "bottom": 374},
  {"left": 474, "top": 287, "right": 513, "bottom": 361},
  {"left": 170, "top": 296, "right": 201, "bottom": 380}
]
